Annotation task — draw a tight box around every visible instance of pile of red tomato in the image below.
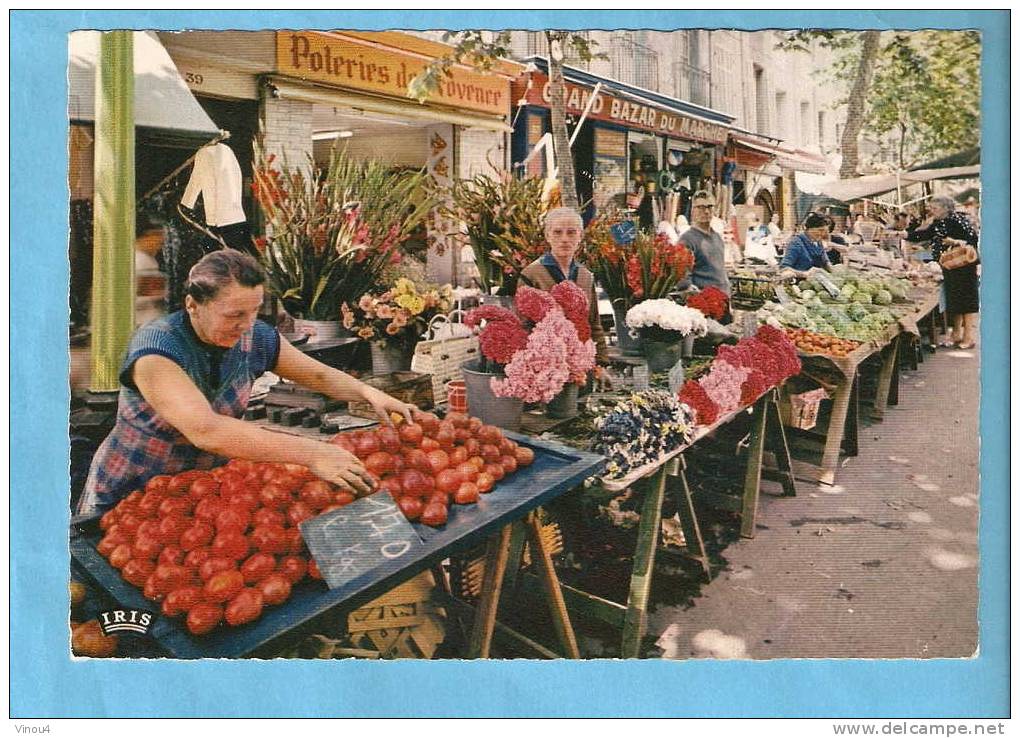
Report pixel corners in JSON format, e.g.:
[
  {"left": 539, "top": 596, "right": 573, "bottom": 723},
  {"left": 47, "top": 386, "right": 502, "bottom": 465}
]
[
  {"left": 329, "top": 410, "right": 534, "bottom": 527},
  {"left": 93, "top": 410, "right": 534, "bottom": 637}
]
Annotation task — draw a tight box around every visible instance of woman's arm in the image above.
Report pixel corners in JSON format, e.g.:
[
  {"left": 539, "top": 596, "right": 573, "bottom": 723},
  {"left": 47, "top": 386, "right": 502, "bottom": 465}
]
[
  {"left": 133, "top": 355, "right": 375, "bottom": 494},
  {"left": 273, "top": 339, "right": 416, "bottom": 425}
]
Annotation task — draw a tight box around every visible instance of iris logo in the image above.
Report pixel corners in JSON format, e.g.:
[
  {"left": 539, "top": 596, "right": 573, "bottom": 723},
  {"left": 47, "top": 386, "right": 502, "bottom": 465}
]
[{"left": 98, "top": 609, "right": 155, "bottom": 636}]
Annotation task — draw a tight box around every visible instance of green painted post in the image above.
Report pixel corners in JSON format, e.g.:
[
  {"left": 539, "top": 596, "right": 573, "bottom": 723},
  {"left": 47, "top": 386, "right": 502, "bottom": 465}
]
[{"left": 89, "top": 31, "right": 135, "bottom": 393}]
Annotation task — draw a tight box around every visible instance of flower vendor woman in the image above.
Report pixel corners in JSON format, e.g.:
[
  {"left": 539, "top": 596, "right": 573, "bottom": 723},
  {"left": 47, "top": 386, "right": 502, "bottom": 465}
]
[
  {"left": 78, "top": 250, "right": 416, "bottom": 515},
  {"left": 520, "top": 207, "right": 610, "bottom": 365}
]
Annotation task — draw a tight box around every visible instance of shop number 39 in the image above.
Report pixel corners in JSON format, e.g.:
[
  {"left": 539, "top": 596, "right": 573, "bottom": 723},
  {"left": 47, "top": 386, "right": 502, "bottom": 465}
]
[{"left": 184, "top": 72, "right": 204, "bottom": 86}]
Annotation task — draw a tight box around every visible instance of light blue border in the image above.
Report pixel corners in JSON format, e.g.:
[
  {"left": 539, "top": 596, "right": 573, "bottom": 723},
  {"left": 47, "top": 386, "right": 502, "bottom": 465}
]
[{"left": 11, "top": 10, "right": 1008, "bottom": 717}]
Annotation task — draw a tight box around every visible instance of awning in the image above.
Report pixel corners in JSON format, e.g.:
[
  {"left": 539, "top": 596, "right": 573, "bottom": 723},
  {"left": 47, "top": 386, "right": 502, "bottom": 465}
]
[
  {"left": 818, "top": 165, "right": 981, "bottom": 202},
  {"left": 68, "top": 30, "right": 220, "bottom": 138},
  {"left": 773, "top": 148, "right": 829, "bottom": 175},
  {"left": 270, "top": 77, "right": 512, "bottom": 133}
]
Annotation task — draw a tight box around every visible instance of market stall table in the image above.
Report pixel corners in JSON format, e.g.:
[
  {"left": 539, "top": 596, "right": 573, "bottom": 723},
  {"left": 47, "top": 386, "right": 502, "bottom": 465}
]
[{"left": 70, "top": 421, "right": 603, "bottom": 659}]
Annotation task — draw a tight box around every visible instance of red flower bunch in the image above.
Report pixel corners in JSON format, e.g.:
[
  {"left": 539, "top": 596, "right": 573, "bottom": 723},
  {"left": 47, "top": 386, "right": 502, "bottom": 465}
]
[
  {"left": 739, "top": 369, "right": 771, "bottom": 406},
  {"left": 686, "top": 286, "right": 729, "bottom": 321},
  {"left": 550, "top": 280, "right": 591, "bottom": 342},
  {"left": 754, "top": 324, "right": 802, "bottom": 379},
  {"left": 714, "top": 325, "right": 802, "bottom": 405},
  {"left": 465, "top": 305, "right": 529, "bottom": 365},
  {"left": 514, "top": 285, "right": 559, "bottom": 323},
  {"left": 624, "top": 232, "right": 696, "bottom": 302},
  {"left": 678, "top": 379, "right": 719, "bottom": 426}
]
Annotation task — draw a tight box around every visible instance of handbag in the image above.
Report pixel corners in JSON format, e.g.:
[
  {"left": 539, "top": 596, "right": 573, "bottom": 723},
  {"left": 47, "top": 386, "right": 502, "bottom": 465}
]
[
  {"left": 938, "top": 242, "right": 979, "bottom": 270},
  {"left": 411, "top": 311, "right": 479, "bottom": 405}
]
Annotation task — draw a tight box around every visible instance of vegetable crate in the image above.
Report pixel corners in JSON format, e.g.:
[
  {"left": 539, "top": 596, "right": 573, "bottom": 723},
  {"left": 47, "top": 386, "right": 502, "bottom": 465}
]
[
  {"left": 779, "top": 387, "right": 828, "bottom": 431},
  {"left": 348, "top": 371, "right": 435, "bottom": 417},
  {"left": 730, "top": 274, "right": 777, "bottom": 310}
]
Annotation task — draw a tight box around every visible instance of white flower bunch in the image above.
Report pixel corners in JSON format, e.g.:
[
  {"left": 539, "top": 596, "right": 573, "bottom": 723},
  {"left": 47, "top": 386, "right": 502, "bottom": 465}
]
[{"left": 625, "top": 299, "right": 709, "bottom": 337}]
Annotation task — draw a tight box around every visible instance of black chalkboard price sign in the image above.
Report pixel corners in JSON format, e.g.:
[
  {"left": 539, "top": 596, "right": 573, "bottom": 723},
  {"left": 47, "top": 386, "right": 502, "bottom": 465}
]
[{"left": 299, "top": 491, "right": 425, "bottom": 590}]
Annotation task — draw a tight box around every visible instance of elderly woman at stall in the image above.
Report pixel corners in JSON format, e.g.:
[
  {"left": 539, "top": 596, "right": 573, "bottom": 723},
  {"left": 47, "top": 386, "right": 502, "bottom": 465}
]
[
  {"left": 778, "top": 212, "right": 832, "bottom": 280},
  {"left": 520, "top": 206, "right": 610, "bottom": 370},
  {"left": 905, "top": 195, "right": 979, "bottom": 349},
  {"left": 78, "top": 250, "right": 416, "bottom": 515}
]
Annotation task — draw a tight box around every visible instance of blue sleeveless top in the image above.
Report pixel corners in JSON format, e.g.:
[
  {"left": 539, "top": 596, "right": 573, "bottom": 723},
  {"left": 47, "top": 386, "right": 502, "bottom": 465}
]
[{"left": 78, "top": 311, "right": 280, "bottom": 514}]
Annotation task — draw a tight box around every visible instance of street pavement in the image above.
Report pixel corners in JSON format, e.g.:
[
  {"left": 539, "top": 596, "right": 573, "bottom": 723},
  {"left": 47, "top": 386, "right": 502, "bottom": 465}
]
[{"left": 643, "top": 344, "right": 981, "bottom": 660}]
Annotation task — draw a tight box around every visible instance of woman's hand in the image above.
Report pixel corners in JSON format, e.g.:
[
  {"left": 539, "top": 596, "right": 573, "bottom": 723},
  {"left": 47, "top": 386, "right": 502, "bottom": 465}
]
[
  {"left": 362, "top": 386, "right": 416, "bottom": 426},
  {"left": 306, "top": 444, "right": 376, "bottom": 496}
]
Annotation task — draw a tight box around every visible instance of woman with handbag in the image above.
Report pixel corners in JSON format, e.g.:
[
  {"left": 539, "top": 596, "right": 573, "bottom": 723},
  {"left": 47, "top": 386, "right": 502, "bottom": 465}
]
[{"left": 906, "top": 195, "right": 980, "bottom": 349}]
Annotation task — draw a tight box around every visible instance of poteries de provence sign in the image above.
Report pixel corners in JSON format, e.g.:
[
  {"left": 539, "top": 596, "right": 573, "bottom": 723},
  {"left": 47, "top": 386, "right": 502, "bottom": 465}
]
[
  {"left": 513, "top": 72, "right": 729, "bottom": 145},
  {"left": 276, "top": 31, "right": 509, "bottom": 117}
]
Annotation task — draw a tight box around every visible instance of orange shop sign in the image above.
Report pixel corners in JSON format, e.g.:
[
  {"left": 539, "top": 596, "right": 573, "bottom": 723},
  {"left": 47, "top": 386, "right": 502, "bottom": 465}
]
[
  {"left": 513, "top": 73, "right": 728, "bottom": 145},
  {"left": 276, "top": 31, "right": 509, "bottom": 117}
]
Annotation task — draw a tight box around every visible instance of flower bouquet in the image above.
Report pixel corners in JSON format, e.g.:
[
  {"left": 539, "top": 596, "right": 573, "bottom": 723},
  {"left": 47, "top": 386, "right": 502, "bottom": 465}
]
[
  {"left": 592, "top": 390, "right": 696, "bottom": 480},
  {"left": 443, "top": 173, "right": 548, "bottom": 296},
  {"left": 624, "top": 231, "right": 695, "bottom": 302},
  {"left": 626, "top": 299, "right": 709, "bottom": 372},
  {"left": 342, "top": 278, "right": 454, "bottom": 351},
  {"left": 464, "top": 282, "right": 596, "bottom": 407},
  {"left": 252, "top": 140, "right": 436, "bottom": 320},
  {"left": 685, "top": 285, "right": 730, "bottom": 321},
  {"left": 579, "top": 211, "right": 632, "bottom": 310}
]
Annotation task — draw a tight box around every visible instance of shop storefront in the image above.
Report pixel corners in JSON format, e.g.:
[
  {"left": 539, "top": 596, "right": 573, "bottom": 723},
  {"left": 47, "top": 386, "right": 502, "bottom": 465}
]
[{"left": 511, "top": 60, "right": 733, "bottom": 227}]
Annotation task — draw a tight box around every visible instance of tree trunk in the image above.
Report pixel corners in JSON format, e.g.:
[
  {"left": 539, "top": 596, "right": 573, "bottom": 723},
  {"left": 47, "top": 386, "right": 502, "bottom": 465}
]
[
  {"left": 839, "top": 30, "right": 881, "bottom": 178},
  {"left": 546, "top": 32, "right": 579, "bottom": 208}
]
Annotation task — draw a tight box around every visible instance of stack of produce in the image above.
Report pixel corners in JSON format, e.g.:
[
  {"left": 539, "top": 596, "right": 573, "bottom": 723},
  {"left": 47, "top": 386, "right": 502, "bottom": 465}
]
[
  {"left": 592, "top": 390, "right": 696, "bottom": 480},
  {"left": 758, "top": 300, "right": 899, "bottom": 343},
  {"left": 796, "top": 264, "right": 912, "bottom": 306},
  {"left": 783, "top": 328, "right": 861, "bottom": 358},
  {"left": 94, "top": 410, "right": 534, "bottom": 637}
]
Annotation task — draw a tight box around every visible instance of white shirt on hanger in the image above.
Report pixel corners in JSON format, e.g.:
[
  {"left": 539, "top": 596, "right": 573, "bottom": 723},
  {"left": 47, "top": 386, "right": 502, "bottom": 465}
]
[{"left": 181, "top": 142, "right": 246, "bottom": 227}]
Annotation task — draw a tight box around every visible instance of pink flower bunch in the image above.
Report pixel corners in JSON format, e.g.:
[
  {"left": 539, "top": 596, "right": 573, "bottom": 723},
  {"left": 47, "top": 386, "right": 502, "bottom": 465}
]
[
  {"left": 487, "top": 307, "right": 596, "bottom": 403},
  {"left": 550, "top": 280, "right": 591, "bottom": 342},
  {"left": 698, "top": 360, "right": 749, "bottom": 415},
  {"left": 678, "top": 380, "right": 719, "bottom": 426},
  {"left": 514, "top": 285, "right": 559, "bottom": 323}
]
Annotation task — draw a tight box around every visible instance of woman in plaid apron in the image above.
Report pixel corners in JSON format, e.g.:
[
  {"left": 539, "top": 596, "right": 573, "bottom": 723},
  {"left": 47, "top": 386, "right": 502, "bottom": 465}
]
[{"left": 78, "top": 250, "right": 415, "bottom": 515}]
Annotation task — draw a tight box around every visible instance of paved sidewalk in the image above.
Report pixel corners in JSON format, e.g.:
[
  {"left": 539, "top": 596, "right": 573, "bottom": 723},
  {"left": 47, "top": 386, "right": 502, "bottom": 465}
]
[{"left": 646, "top": 346, "right": 981, "bottom": 660}]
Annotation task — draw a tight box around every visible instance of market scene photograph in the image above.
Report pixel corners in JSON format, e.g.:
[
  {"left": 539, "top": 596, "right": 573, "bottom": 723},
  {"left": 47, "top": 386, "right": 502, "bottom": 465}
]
[{"left": 65, "top": 24, "right": 985, "bottom": 664}]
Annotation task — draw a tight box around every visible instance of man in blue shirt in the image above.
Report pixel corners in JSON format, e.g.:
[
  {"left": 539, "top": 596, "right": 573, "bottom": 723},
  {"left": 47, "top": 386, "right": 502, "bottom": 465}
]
[{"left": 780, "top": 212, "right": 832, "bottom": 279}]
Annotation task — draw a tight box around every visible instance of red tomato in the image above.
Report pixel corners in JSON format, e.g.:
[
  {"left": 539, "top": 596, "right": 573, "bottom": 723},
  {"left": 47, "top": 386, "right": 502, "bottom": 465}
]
[
  {"left": 131, "top": 533, "right": 163, "bottom": 561},
  {"left": 377, "top": 477, "right": 403, "bottom": 497},
  {"left": 152, "top": 564, "right": 190, "bottom": 594},
  {"left": 226, "top": 458, "right": 253, "bottom": 474},
  {"left": 413, "top": 410, "right": 441, "bottom": 435},
  {"left": 398, "top": 423, "right": 424, "bottom": 447},
  {"left": 143, "top": 576, "right": 165, "bottom": 603},
  {"left": 166, "top": 472, "right": 200, "bottom": 497},
  {"left": 426, "top": 449, "right": 450, "bottom": 475},
  {"left": 454, "top": 483, "right": 480, "bottom": 505},
  {"left": 421, "top": 502, "right": 448, "bottom": 527},
  {"left": 419, "top": 437, "right": 441, "bottom": 453},
  {"left": 480, "top": 444, "right": 502, "bottom": 463},
  {"left": 257, "top": 574, "right": 292, "bottom": 606},
  {"left": 428, "top": 489, "right": 450, "bottom": 506},
  {"left": 307, "top": 558, "right": 323, "bottom": 580},
  {"left": 137, "top": 493, "right": 164, "bottom": 519},
  {"left": 162, "top": 585, "right": 202, "bottom": 617},
  {"left": 219, "top": 474, "right": 247, "bottom": 499},
  {"left": 283, "top": 527, "right": 305, "bottom": 556},
  {"left": 390, "top": 454, "right": 405, "bottom": 474},
  {"left": 435, "top": 468, "right": 463, "bottom": 494},
  {"left": 376, "top": 426, "right": 403, "bottom": 453},
  {"left": 250, "top": 525, "right": 287, "bottom": 555},
  {"left": 363, "top": 452, "right": 394, "bottom": 478},
  {"left": 276, "top": 556, "right": 308, "bottom": 584},
  {"left": 215, "top": 505, "right": 252, "bottom": 534},
  {"left": 353, "top": 433, "right": 381, "bottom": 459},
  {"left": 194, "top": 496, "right": 227, "bottom": 524},
  {"left": 281, "top": 463, "right": 313, "bottom": 480},
  {"left": 252, "top": 508, "right": 286, "bottom": 529},
  {"left": 332, "top": 491, "right": 357, "bottom": 507},
  {"left": 483, "top": 463, "right": 505, "bottom": 481},
  {"left": 157, "top": 514, "right": 190, "bottom": 546},
  {"left": 184, "top": 547, "right": 212, "bottom": 571},
  {"left": 117, "top": 513, "right": 142, "bottom": 536},
  {"left": 449, "top": 447, "right": 469, "bottom": 466},
  {"left": 397, "top": 496, "right": 423, "bottom": 521},
  {"left": 203, "top": 569, "right": 245, "bottom": 604},
  {"left": 405, "top": 449, "right": 432, "bottom": 474},
  {"left": 258, "top": 483, "right": 292, "bottom": 511},
  {"left": 240, "top": 552, "right": 277, "bottom": 584},
  {"left": 445, "top": 412, "right": 469, "bottom": 429},
  {"left": 286, "top": 501, "right": 315, "bottom": 527},
  {"left": 198, "top": 556, "right": 234, "bottom": 582},
  {"left": 514, "top": 447, "right": 535, "bottom": 467},
  {"left": 399, "top": 469, "right": 431, "bottom": 498},
  {"left": 500, "top": 455, "right": 519, "bottom": 475},
  {"left": 180, "top": 521, "right": 214, "bottom": 552},
  {"left": 136, "top": 519, "right": 161, "bottom": 541},
  {"left": 499, "top": 438, "right": 518, "bottom": 456},
  {"left": 454, "top": 428, "right": 472, "bottom": 444},
  {"left": 272, "top": 474, "right": 303, "bottom": 493},
  {"left": 102, "top": 525, "right": 131, "bottom": 548},
  {"left": 144, "top": 475, "right": 172, "bottom": 495},
  {"left": 211, "top": 530, "right": 250, "bottom": 561},
  {"left": 159, "top": 497, "right": 193, "bottom": 518},
  {"left": 96, "top": 537, "right": 119, "bottom": 557},
  {"left": 186, "top": 603, "right": 223, "bottom": 635},
  {"left": 455, "top": 461, "right": 479, "bottom": 483},
  {"left": 463, "top": 438, "right": 481, "bottom": 457},
  {"left": 434, "top": 428, "right": 455, "bottom": 449},
  {"left": 99, "top": 510, "right": 119, "bottom": 531},
  {"left": 108, "top": 543, "right": 133, "bottom": 569},
  {"left": 158, "top": 545, "right": 186, "bottom": 567},
  {"left": 467, "top": 417, "right": 483, "bottom": 433},
  {"left": 122, "top": 559, "right": 156, "bottom": 588},
  {"left": 329, "top": 433, "right": 357, "bottom": 454},
  {"left": 188, "top": 477, "right": 220, "bottom": 501},
  {"left": 478, "top": 425, "right": 502, "bottom": 444},
  {"left": 231, "top": 490, "right": 261, "bottom": 513},
  {"left": 476, "top": 472, "right": 495, "bottom": 493}
]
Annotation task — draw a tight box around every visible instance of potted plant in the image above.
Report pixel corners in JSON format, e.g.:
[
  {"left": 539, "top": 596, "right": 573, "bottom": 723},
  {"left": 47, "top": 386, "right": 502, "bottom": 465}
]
[
  {"left": 252, "top": 140, "right": 436, "bottom": 338},
  {"left": 342, "top": 277, "right": 454, "bottom": 374},
  {"left": 463, "top": 282, "right": 596, "bottom": 428},
  {"left": 625, "top": 299, "right": 709, "bottom": 372},
  {"left": 443, "top": 172, "right": 548, "bottom": 297}
]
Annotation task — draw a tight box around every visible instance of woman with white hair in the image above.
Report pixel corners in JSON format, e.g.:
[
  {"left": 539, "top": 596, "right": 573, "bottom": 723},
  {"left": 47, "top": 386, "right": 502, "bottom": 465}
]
[
  {"left": 520, "top": 207, "right": 609, "bottom": 365},
  {"left": 907, "top": 195, "right": 980, "bottom": 349}
]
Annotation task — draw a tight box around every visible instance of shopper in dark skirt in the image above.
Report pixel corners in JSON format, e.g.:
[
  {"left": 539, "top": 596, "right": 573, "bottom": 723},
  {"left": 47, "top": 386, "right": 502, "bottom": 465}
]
[{"left": 907, "top": 195, "right": 979, "bottom": 349}]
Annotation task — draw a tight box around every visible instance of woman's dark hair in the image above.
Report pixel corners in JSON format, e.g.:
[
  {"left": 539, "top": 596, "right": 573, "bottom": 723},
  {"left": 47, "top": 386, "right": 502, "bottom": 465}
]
[
  {"left": 804, "top": 212, "right": 829, "bottom": 229},
  {"left": 185, "top": 249, "right": 265, "bottom": 304}
]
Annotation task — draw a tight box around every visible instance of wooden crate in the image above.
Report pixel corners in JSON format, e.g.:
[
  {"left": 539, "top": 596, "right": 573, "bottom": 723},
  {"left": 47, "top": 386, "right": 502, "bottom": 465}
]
[{"left": 347, "top": 371, "right": 435, "bottom": 418}]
